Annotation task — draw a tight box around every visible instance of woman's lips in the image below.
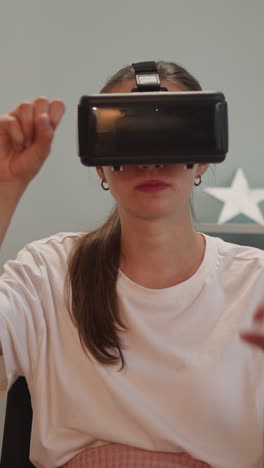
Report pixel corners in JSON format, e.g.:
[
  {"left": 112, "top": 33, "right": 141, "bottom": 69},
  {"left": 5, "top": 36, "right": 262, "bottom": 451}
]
[{"left": 135, "top": 180, "right": 170, "bottom": 193}]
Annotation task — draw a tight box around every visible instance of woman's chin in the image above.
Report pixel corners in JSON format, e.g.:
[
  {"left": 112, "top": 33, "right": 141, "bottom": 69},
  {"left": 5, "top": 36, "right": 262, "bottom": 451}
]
[{"left": 125, "top": 204, "right": 178, "bottom": 222}]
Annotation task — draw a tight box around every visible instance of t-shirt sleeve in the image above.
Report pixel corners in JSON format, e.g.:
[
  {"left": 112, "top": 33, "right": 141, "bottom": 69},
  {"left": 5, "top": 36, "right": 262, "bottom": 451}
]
[{"left": 0, "top": 246, "right": 45, "bottom": 394}]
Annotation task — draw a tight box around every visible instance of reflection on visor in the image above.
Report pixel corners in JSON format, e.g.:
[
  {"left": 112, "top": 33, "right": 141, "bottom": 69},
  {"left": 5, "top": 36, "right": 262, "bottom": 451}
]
[{"left": 93, "top": 104, "right": 215, "bottom": 156}]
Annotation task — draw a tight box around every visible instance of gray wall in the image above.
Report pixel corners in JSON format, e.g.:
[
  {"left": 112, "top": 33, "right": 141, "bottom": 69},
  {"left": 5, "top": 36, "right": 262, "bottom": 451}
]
[{"left": 0, "top": 0, "right": 263, "bottom": 450}]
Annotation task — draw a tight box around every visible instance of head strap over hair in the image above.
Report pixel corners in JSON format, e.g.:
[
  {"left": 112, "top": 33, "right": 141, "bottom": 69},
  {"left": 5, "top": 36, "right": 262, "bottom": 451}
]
[
  {"left": 131, "top": 61, "right": 168, "bottom": 92},
  {"left": 112, "top": 62, "right": 168, "bottom": 171}
]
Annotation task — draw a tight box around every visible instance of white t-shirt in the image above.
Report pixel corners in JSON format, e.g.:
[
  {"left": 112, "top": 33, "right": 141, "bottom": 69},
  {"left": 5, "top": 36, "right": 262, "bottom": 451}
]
[{"left": 0, "top": 232, "right": 264, "bottom": 468}]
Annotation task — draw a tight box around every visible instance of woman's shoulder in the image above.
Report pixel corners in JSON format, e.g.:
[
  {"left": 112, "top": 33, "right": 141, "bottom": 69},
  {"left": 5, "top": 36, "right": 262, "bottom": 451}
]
[
  {"left": 203, "top": 233, "right": 264, "bottom": 267},
  {"left": 26, "top": 231, "right": 84, "bottom": 251},
  {"left": 6, "top": 232, "right": 85, "bottom": 274}
]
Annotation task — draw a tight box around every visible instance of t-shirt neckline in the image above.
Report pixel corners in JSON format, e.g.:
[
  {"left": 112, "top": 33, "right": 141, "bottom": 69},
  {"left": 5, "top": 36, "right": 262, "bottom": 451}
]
[{"left": 118, "top": 234, "right": 218, "bottom": 297}]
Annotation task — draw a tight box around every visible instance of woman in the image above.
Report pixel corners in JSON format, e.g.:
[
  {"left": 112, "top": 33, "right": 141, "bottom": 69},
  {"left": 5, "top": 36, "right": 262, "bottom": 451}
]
[{"left": 0, "top": 61, "right": 264, "bottom": 468}]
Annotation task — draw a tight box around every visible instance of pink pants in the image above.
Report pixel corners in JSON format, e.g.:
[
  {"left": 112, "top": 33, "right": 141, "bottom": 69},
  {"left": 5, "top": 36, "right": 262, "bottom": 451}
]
[{"left": 60, "top": 443, "right": 212, "bottom": 468}]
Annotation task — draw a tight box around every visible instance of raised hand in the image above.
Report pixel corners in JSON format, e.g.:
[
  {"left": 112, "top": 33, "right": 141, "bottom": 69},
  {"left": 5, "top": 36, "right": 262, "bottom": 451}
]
[
  {"left": 0, "top": 97, "right": 65, "bottom": 187},
  {"left": 0, "top": 97, "right": 65, "bottom": 246}
]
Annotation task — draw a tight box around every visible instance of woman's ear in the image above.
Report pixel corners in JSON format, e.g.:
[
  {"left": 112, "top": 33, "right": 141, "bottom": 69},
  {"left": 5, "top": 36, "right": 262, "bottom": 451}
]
[
  {"left": 96, "top": 166, "right": 104, "bottom": 180},
  {"left": 197, "top": 163, "right": 209, "bottom": 177}
]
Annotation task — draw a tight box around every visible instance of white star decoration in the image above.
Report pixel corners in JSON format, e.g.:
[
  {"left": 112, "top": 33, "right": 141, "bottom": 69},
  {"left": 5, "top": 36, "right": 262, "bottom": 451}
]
[{"left": 204, "top": 168, "right": 264, "bottom": 224}]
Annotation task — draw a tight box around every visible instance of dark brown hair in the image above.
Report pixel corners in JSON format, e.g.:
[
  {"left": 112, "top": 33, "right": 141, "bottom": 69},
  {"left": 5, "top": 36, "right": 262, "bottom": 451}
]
[{"left": 66, "top": 61, "right": 202, "bottom": 369}]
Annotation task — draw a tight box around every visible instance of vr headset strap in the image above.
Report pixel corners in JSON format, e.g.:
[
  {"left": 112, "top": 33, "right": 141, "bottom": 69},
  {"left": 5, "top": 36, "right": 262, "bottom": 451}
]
[{"left": 131, "top": 61, "right": 168, "bottom": 92}]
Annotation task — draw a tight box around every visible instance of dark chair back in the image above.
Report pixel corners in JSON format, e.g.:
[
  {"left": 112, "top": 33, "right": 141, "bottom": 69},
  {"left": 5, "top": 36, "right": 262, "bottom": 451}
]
[{"left": 0, "top": 377, "right": 35, "bottom": 467}]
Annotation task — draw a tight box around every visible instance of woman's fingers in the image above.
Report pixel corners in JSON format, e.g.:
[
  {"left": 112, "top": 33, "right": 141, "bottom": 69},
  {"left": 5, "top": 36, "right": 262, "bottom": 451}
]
[
  {"left": 252, "top": 304, "right": 264, "bottom": 322},
  {"left": 33, "top": 97, "right": 65, "bottom": 130},
  {"left": 33, "top": 112, "right": 54, "bottom": 160},
  {"left": 240, "top": 332, "right": 264, "bottom": 350},
  {"left": 10, "top": 101, "right": 34, "bottom": 148},
  {"left": 15, "top": 102, "right": 33, "bottom": 147},
  {"left": 32, "top": 99, "right": 65, "bottom": 160},
  {"left": 0, "top": 97, "right": 65, "bottom": 185},
  {"left": 0, "top": 115, "right": 25, "bottom": 149},
  {"left": 33, "top": 97, "right": 49, "bottom": 131},
  {"left": 49, "top": 99, "right": 65, "bottom": 129},
  {"left": 240, "top": 302, "right": 264, "bottom": 350},
  {"left": 9, "top": 97, "right": 65, "bottom": 149}
]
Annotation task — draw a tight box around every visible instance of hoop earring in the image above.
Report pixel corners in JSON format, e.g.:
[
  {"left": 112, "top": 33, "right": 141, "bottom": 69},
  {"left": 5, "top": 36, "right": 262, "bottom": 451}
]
[
  {"left": 194, "top": 175, "right": 202, "bottom": 186},
  {"left": 101, "top": 179, "right": 110, "bottom": 191}
]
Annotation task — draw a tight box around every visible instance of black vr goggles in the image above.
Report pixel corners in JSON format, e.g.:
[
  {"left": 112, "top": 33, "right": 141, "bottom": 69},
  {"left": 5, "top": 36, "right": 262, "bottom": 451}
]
[{"left": 78, "top": 61, "right": 228, "bottom": 169}]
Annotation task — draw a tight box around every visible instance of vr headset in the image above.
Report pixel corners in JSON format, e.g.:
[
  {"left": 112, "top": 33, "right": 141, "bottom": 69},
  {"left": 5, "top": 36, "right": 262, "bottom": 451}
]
[{"left": 78, "top": 61, "right": 228, "bottom": 169}]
